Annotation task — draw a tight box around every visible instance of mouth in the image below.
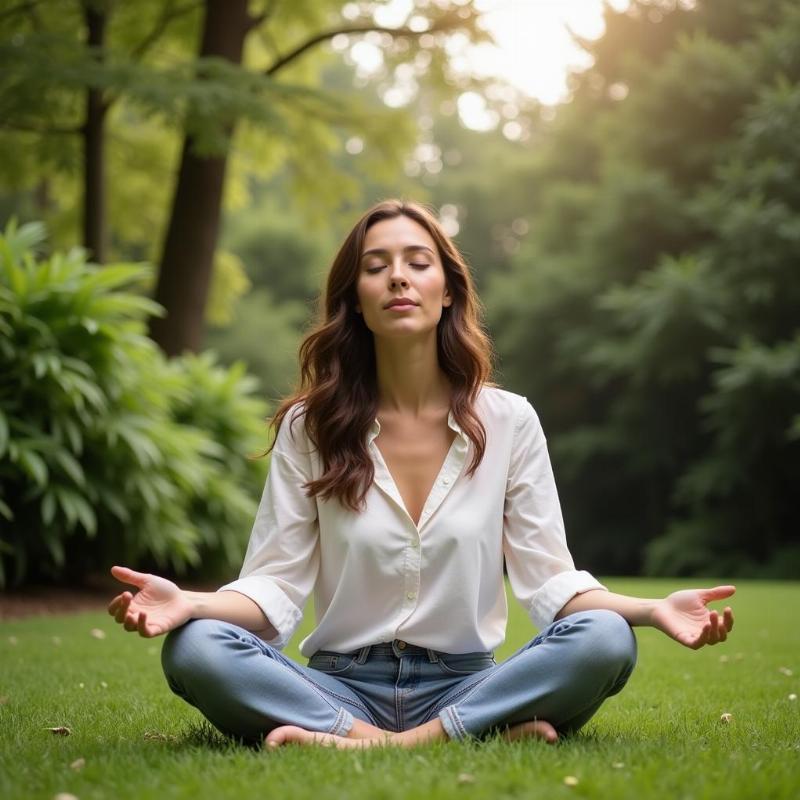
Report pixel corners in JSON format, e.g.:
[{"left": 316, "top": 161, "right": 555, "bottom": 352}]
[{"left": 385, "top": 303, "right": 417, "bottom": 311}]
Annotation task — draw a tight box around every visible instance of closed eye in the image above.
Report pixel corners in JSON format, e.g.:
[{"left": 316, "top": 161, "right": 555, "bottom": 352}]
[{"left": 365, "top": 263, "right": 430, "bottom": 274}]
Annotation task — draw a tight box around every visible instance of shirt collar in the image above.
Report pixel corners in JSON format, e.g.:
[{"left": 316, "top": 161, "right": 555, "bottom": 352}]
[{"left": 367, "top": 410, "right": 466, "bottom": 445}]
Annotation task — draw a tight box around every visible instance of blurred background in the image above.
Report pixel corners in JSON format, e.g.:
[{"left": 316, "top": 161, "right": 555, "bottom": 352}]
[{"left": 1, "top": 0, "right": 798, "bottom": 588}]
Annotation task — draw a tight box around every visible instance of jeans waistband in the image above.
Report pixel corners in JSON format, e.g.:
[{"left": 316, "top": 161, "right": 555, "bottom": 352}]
[{"left": 345, "top": 641, "right": 439, "bottom": 663}]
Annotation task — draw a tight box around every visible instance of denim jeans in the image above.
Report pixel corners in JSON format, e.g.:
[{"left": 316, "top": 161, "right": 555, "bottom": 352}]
[{"left": 161, "top": 609, "right": 637, "bottom": 744}]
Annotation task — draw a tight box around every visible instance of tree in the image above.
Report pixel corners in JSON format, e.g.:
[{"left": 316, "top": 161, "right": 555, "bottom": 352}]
[
  {"left": 0, "top": 0, "right": 491, "bottom": 353},
  {"left": 483, "top": 0, "right": 800, "bottom": 575}
]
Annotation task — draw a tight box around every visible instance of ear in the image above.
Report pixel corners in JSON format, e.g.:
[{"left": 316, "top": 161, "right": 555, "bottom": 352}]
[{"left": 442, "top": 288, "right": 453, "bottom": 308}]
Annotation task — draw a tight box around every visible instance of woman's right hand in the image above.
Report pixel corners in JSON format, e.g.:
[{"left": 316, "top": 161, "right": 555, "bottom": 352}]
[{"left": 107, "top": 565, "right": 193, "bottom": 637}]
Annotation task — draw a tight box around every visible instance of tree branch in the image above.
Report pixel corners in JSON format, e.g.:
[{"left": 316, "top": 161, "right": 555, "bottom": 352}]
[
  {"left": 247, "top": 0, "right": 282, "bottom": 32},
  {"left": 265, "top": 21, "right": 451, "bottom": 77},
  {"left": 129, "top": 0, "right": 203, "bottom": 61}
]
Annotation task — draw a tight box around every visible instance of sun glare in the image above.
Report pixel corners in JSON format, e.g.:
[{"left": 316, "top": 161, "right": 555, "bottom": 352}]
[
  {"left": 339, "top": 0, "right": 632, "bottom": 136},
  {"left": 469, "top": 0, "right": 631, "bottom": 105}
]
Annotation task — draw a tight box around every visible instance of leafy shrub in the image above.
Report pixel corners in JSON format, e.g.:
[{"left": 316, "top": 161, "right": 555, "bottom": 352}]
[{"left": 0, "top": 220, "right": 269, "bottom": 587}]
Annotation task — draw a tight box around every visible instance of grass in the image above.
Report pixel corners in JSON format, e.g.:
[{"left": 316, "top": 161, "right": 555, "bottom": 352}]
[{"left": 1, "top": 578, "right": 798, "bottom": 800}]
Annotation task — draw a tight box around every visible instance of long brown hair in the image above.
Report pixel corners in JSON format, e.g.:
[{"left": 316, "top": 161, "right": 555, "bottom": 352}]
[{"left": 266, "top": 198, "right": 497, "bottom": 512}]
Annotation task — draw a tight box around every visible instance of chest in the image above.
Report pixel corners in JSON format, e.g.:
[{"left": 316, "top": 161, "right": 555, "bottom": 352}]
[{"left": 374, "top": 417, "right": 457, "bottom": 527}]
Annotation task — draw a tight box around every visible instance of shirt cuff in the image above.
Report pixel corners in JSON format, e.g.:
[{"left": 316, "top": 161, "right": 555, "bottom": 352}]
[
  {"left": 216, "top": 576, "right": 302, "bottom": 649},
  {"left": 528, "top": 570, "right": 607, "bottom": 631}
]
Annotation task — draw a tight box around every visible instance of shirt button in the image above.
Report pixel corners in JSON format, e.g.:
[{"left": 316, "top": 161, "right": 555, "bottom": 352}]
[
  {"left": 396, "top": 640, "right": 407, "bottom": 650},
  {"left": 442, "top": 477, "right": 451, "bottom": 485},
  {"left": 406, "top": 591, "right": 416, "bottom": 600}
]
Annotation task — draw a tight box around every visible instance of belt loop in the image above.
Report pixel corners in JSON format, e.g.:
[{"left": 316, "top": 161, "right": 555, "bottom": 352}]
[
  {"left": 426, "top": 648, "right": 439, "bottom": 663},
  {"left": 356, "top": 644, "right": 372, "bottom": 664}
]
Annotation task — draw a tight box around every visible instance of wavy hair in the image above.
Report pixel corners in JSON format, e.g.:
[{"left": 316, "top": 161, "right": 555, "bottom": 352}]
[{"left": 266, "top": 198, "right": 497, "bottom": 512}]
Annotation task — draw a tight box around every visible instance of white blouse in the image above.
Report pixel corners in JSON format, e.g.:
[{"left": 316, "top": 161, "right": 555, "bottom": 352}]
[{"left": 218, "top": 386, "right": 606, "bottom": 656}]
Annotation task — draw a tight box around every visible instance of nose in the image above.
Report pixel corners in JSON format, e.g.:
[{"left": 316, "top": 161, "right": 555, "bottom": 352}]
[{"left": 388, "top": 259, "right": 410, "bottom": 288}]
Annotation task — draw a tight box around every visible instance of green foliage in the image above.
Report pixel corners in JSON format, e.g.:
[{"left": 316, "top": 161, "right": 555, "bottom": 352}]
[
  {"left": 0, "top": 221, "right": 268, "bottom": 586},
  {"left": 483, "top": 0, "right": 800, "bottom": 576}
]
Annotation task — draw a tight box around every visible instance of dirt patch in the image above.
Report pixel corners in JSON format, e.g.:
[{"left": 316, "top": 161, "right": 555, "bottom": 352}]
[
  {"left": 0, "top": 585, "right": 111, "bottom": 620},
  {"left": 0, "top": 576, "right": 220, "bottom": 620}
]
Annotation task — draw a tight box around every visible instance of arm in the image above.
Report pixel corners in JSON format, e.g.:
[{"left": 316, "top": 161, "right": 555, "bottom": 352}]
[
  {"left": 555, "top": 585, "right": 736, "bottom": 649},
  {"left": 110, "top": 404, "right": 319, "bottom": 643},
  {"left": 502, "top": 400, "right": 608, "bottom": 629},
  {"left": 108, "top": 565, "right": 279, "bottom": 638}
]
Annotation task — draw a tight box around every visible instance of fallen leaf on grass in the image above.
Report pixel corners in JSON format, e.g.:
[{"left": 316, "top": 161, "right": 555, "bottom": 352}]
[
  {"left": 53, "top": 793, "right": 79, "bottom": 800},
  {"left": 0, "top": 695, "right": 8, "bottom": 705},
  {"left": 70, "top": 758, "right": 85, "bottom": 771},
  {"left": 789, "top": 694, "right": 797, "bottom": 701},
  {"left": 611, "top": 762, "right": 625, "bottom": 769},
  {"left": 46, "top": 727, "right": 72, "bottom": 736},
  {"left": 8, "top": 636, "right": 18, "bottom": 645},
  {"left": 100, "top": 681, "right": 108, "bottom": 689},
  {"left": 720, "top": 713, "right": 733, "bottom": 724},
  {"left": 457, "top": 773, "right": 475, "bottom": 785},
  {"left": 719, "top": 655, "right": 729, "bottom": 663},
  {"left": 778, "top": 667, "right": 793, "bottom": 677},
  {"left": 89, "top": 629, "right": 106, "bottom": 640},
  {"left": 563, "top": 776, "right": 579, "bottom": 787}
]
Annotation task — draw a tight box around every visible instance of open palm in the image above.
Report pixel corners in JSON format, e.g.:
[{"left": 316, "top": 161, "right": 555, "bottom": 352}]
[
  {"left": 651, "top": 585, "right": 735, "bottom": 649},
  {"left": 107, "top": 565, "right": 192, "bottom": 637}
]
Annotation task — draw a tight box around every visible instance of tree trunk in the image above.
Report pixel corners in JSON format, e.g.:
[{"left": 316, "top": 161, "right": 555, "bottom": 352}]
[
  {"left": 83, "top": 3, "right": 107, "bottom": 263},
  {"left": 149, "top": 0, "right": 251, "bottom": 357}
]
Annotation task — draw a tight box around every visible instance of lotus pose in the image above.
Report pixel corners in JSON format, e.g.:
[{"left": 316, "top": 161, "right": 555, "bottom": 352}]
[{"left": 109, "top": 199, "right": 734, "bottom": 750}]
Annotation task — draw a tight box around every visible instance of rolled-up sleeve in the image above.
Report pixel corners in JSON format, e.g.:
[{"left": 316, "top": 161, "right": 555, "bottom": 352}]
[
  {"left": 218, "top": 409, "right": 319, "bottom": 649},
  {"left": 503, "top": 399, "right": 606, "bottom": 631}
]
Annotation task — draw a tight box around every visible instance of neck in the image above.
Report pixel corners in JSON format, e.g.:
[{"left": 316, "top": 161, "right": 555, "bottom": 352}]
[{"left": 373, "top": 334, "right": 450, "bottom": 417}]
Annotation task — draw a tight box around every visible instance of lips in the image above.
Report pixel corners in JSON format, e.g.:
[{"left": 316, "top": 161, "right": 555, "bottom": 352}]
[{"left": 384, "top": 299, "right": 418, "bottom": 309}]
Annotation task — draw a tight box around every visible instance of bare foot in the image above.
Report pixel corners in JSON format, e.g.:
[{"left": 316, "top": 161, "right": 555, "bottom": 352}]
[
  {"left": 265, "top": 725, "right": 387, "bottom": 750},
  {"left": 501, "top": 719, "right": 558, "bottom": 744}
]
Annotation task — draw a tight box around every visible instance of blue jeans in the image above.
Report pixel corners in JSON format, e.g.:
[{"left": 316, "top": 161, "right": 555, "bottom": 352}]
[{"left": 161, "top": 609, "right": 637, "bottom": 744}]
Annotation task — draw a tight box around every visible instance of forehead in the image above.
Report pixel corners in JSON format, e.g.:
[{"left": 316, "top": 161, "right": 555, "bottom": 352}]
[{"left": 362, "top": 215, "right": 438, "bottom": 255}]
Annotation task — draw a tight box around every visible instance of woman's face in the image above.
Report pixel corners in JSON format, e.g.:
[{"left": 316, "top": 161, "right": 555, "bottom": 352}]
[{"left": 355, "top": 215, "right": 452, "bottom": 340}]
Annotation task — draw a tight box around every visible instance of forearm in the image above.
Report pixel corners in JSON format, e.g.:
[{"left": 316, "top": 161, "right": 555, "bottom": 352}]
[
  {"left": 184, "top": 589, "right": 279, "bottom": 639},
  {"left": 554, "top": 589, "right": 658, "bottom": 627}
]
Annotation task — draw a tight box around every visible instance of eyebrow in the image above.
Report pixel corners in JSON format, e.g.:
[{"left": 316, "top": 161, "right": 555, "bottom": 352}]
[{"left": 360, "top": 245, "right": 435, "bottom": 260}]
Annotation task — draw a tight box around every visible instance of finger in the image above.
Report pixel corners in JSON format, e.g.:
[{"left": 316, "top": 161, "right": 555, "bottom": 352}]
[
  {"left": 107, "top": 594, "right": 124, "bottom": 616},
  {"left": 110, "top": 565, "right": 149, "bottom": 589},
  {"left": 708, "top": 611, "right": 720, "bottom": 644},
  {"left": 723, "top": 607, "right": 734, "bottom": 632},
  {"left": 115, "top": 594, "right": 131, "bottom": 625},
  {"left": 123, "top": 612, "right": 139, "bottom": 632},
  {"left": 700, "top": 585, "right": 736, "bottom": 603},
  {"left": 138, "top": 611, "right": 153, "bottom": 638}
]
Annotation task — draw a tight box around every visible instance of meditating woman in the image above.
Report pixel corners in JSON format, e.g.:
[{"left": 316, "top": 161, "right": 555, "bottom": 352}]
[{"left": 108, "top": 199, "right": 735, "bottom": 749}]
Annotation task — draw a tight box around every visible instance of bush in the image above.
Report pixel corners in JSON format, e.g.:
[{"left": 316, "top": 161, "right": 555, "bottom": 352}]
[{"left": 0, "top": 220, "right": 269, "bottom": 587}]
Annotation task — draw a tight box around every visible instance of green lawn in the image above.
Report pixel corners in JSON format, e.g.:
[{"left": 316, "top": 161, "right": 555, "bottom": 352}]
[{"left": 1, "top": 578, "right": 798, "bottom": 800}]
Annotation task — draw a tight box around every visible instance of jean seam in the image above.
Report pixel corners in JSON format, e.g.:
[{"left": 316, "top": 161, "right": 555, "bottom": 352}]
[
  {"left": 328, "top": 706, "right": 353, "bottom": 736},
  {"left": 287, "top": 661, "right": 377, "bottom": 721},
  {"left": 441, "top": 705, "right": 469, "bottom": 739},
  {"left": 420, "top": 670, "right": 495, "bottom": 724}
]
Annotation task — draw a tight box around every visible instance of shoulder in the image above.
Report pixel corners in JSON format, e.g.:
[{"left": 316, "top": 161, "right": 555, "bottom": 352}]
[
  {"left": 476, "top": 385, "right": 538, "bottom": 432},
  {"left": 273, "top": 400, "right": 313, "bottom": 457}
]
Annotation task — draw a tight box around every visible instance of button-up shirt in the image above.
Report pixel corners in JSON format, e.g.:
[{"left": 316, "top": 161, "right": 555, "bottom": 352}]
[{"left": 218, "top": 386, "right": 606, "bottom": 656}]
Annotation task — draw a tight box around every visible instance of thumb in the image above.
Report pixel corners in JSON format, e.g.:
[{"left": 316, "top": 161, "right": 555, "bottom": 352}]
[
  {"left": 110, "top": 565, "right": 149, "bottom": 589},
  {"left": 700, "top": 585, "right": 736, "bottom": 603}
]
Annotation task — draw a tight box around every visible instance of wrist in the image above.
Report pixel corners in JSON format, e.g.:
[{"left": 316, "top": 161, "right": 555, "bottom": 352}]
[{"left": 183, "top": 590, "right": 205, "bottom": 620}]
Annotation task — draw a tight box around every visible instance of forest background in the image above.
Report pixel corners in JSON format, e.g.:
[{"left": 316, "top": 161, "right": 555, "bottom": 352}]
[{"left": 1, "top": 0, "right": 798, "bottom": 588}]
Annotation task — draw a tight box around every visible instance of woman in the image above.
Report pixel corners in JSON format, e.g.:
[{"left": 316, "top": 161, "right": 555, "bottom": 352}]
[{"left": 108, "top": 199, "right": 735, "bottom": 750}]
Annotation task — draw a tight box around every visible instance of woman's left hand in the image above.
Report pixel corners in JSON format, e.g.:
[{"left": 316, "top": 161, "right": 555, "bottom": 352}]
[{"left": 650, "top": 585, "right": 735, "bottom": 649}]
